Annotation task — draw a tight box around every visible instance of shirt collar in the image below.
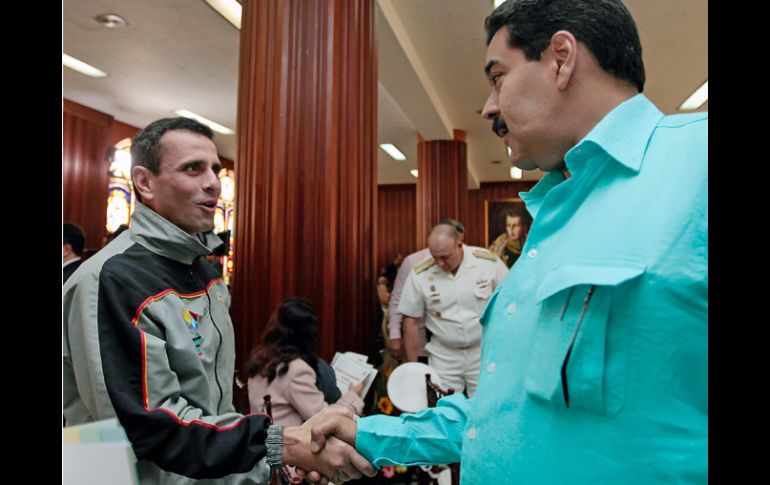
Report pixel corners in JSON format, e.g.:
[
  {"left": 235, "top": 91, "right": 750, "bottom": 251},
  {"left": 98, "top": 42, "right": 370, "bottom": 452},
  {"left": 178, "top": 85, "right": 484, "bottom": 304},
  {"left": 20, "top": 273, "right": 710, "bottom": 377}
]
[
  {"left": 519, "top": 171, "right": 566, "bottom": 220},
  {"left": 564, "top": 93, "right": 664, "bottom": 175},
  {"left": 62, "top": 257, "right": 81, "bottom": 269},
  {"left": 521, "top": 94, "right": 664, "bottom": 219},
  {"left": 129, "top": 202, "right": 222, "bottom": 265}
]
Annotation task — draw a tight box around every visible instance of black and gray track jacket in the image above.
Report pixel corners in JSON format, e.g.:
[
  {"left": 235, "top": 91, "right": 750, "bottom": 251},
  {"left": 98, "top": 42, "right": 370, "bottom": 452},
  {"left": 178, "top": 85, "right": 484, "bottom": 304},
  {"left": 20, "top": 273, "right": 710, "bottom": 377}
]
[{"left": 63, "top": 202, "right": 270, "bottom": 484}]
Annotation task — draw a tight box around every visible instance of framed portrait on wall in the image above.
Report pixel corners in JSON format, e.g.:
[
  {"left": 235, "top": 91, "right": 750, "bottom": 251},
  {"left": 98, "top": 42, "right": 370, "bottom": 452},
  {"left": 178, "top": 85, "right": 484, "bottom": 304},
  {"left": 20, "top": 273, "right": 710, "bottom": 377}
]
[{"left": 484, "top": 198, "right": 532, "bottom": 269}]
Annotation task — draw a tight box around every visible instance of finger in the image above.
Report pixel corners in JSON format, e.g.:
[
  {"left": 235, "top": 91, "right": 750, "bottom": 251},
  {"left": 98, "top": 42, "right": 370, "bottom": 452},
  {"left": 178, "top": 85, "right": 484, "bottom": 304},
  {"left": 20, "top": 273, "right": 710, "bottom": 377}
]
[
  {"left": 310, "top": 415, "right": 356, "bottom": 453},
  {"left": 303, "top": 470, "right": 323, "bottom": 484},
  {"left": 309, "top": 414, "right": 340, "bottom": 453},
  {"left": 348, "top": 449, "right": 377, "bottom": 477},
  {"left": 324, "top": 405, "right": 354, "bottom": 419}
]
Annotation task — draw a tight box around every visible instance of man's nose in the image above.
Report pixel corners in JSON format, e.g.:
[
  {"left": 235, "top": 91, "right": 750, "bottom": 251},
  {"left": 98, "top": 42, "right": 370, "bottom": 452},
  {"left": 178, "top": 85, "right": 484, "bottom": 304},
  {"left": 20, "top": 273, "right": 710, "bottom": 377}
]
[
  {"left": 481, "top": 91, "right": 499, "bottom": 120},
  {"left": 203, "top": 168, "right": 221, "bottom": 194}
]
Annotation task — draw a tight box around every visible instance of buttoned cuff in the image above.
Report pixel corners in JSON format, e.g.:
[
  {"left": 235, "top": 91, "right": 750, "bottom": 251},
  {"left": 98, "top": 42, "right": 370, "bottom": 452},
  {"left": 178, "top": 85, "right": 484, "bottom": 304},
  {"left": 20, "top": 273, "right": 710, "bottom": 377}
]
[{"left": 265, "top": 424, "right": 284, "bottom": 469}]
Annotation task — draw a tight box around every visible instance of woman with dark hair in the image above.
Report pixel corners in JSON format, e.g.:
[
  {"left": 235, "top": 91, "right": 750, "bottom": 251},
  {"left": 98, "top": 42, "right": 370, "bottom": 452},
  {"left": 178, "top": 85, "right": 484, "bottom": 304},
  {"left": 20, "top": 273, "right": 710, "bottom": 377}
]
[{"left": 245, "top": 297, "right": 364, "bottom": 426}]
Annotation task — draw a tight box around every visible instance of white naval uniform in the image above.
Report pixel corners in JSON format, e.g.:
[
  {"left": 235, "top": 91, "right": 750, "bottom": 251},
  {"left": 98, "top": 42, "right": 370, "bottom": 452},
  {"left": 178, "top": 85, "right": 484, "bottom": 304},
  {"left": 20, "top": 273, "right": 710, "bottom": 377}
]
[{"left": 397, "top": 244, "right": 508, "bottom": 396}]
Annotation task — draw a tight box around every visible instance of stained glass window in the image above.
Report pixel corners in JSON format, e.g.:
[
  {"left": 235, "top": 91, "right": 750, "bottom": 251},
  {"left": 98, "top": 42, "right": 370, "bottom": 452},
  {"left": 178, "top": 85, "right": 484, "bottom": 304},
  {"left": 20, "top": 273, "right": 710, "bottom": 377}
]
[{"left": 106, "top": 138, "right": 134, "bottom": 234}]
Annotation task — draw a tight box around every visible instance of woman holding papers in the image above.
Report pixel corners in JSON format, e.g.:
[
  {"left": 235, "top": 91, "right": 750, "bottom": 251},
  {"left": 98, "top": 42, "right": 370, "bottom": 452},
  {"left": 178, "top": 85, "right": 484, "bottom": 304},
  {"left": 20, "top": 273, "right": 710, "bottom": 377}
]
[{"left": 245, "top": 297, "right": 365, "bottom": 426}]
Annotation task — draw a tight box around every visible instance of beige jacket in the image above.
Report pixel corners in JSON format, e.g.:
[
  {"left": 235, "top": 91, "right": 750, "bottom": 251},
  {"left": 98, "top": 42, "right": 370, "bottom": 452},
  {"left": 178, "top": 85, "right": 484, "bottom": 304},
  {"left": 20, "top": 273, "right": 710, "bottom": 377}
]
[{"left": 247, "top": 358, "right": 363, "bottom": 426}]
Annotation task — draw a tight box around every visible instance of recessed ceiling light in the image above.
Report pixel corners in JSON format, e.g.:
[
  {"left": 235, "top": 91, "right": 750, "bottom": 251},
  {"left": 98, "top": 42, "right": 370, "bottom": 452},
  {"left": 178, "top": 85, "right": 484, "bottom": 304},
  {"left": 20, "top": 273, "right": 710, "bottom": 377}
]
[
  {"left": 410, "top": 169, "right": 419, "bottom": 178},
  {"left": 63, "top": 53, "right": 107, "bottom": 78},
  {"left": 204, "top": 0, "right": 242, "bottom": 29},
  {"left": 510, "top": 166, "right": 522, "bottom": 179},
  {"left": 679, "top": 80, "right": 708, "bottom": 111},
  {"left": 174, "top": 109, "right": 235, "bottom": 135},
  {"left": 94, "top": 13, "right": 127, "bottom": 28},
  {"left": 380, "top": 144, "right": 407, "bottom": 161}
]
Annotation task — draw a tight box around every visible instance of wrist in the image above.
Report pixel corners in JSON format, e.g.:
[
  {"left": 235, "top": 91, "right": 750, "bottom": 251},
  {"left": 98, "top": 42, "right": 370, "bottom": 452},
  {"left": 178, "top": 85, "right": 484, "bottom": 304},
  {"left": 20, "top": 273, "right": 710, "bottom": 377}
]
[{"left": 281, "top": 425, "right": 306, "bottom": 465}]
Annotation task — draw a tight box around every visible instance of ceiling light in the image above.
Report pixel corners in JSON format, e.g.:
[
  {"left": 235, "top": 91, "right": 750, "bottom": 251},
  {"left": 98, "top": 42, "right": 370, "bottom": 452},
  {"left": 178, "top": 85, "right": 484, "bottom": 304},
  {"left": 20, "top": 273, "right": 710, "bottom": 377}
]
[
  {"left": 174, "top": 109, "right": 235, "bottom": 135},
  {"left": 380, "top": 144, "right": 407, "bottom": 161},
  {"left": 410, "top": 169, "right": 419, "bottom": 178},
  {"left": 204, "top": 0, "right": 242, "bottom": 29},
  {"left": 94, "top": 13, "right": 127, "bottom": 28},
  {"left": 510, "top": 167, "right": 522, "bottom": 179},
  {"left": 63, "top": 53, "right": 107, "bottom": 78},
  {"left": 678, "top": 80, "right": 708, "bottom": 111}
]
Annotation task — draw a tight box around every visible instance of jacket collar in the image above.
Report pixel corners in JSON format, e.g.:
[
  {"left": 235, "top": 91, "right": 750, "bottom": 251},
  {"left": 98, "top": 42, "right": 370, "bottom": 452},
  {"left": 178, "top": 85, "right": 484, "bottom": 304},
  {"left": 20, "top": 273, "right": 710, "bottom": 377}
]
[{"left": 129, "top": 202, "right": 222, "bottom": 265}]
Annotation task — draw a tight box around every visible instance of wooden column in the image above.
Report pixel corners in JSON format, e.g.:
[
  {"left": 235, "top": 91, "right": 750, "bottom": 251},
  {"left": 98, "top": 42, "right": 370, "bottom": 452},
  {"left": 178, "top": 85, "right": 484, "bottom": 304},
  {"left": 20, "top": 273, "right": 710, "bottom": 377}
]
[
  {"left": 231, "top": 0, "right": 377, "bottom": 368},
  {"left": 415, "top": 130, "right": 468, "bottom": 247},
  {"left": 63, "top": 99, "right": 113, "bottom": 250}
]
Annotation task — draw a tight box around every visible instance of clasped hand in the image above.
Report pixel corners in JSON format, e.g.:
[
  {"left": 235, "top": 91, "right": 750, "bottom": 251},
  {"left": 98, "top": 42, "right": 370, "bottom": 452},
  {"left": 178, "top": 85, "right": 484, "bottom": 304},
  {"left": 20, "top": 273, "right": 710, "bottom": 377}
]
[{"left": 282, "top": 406, "right": 374, "bottom": 484}]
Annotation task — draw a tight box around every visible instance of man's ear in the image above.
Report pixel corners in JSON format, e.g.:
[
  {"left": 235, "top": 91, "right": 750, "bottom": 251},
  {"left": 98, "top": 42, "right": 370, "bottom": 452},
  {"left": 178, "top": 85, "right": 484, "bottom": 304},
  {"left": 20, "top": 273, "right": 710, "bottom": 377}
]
[
  {"left": 548, "top": 30, "right": 578, "bottom": 91},
  {"left": 132, "top": 166, "right": 155, "bottom": 202},
  {"left": 63, "top": 243, "right": 73, "bottom": 258}
]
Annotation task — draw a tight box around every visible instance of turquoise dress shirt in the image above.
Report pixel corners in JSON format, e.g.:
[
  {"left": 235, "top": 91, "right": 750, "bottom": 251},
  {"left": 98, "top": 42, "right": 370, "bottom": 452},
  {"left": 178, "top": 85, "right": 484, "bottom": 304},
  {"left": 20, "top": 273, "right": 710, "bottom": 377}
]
[{"left": 356, "top": 94, "right": 708, "bottom": 483}]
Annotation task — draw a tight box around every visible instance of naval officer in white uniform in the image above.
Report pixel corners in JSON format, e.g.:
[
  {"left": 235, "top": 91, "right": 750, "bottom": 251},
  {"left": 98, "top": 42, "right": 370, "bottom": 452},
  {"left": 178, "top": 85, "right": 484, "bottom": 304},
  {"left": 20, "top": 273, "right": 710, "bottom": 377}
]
[{"left": 398, "top": 222, "right": 508, "bottom": 396}]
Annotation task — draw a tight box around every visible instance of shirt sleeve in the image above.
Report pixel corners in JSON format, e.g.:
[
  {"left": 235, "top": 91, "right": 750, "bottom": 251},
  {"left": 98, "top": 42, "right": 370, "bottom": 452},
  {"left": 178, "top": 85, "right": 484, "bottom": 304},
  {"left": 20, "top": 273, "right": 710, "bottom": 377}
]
[
  {"left": 286, "top": 360, "right": 332, "bottom": 421},
  {"left": 396, "top": 270, "right": 425, "bottom": 319},
  {"left": 356, "top": 393, "right": 470, "bottom": 467},
  {"left": 387, "top": 258, "right": 414, "bottom": 339},
  {"left": 286, "top": 360, "right": 364, "bottom": 420}
]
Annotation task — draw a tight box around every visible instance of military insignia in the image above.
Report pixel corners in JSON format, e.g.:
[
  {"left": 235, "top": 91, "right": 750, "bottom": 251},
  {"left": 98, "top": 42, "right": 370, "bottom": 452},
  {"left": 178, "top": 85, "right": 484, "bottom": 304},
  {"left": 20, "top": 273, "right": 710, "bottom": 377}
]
[
  {"left": 414, "top": 258, "right": 436, "bottom": 275},
  {"left": 435, "top": 311, "right": 442, "bottom": 318},
  {"left": 431, "top": 299, "right": 441, "bottom": 304},
  {"left": 428, "top": 276, "right": 434, "bottom": 282},
  {"left": 430, "top": 285, "right": 436, "bottom": 292},
  {"left": 216, "top": 292, "right": 225, "bottom": 304},
  {"left": 183, "top": 309, "right": 204, "bottom": 356},
  {"left": 473, "top": 249, "right": 498, "bottom": 262}
]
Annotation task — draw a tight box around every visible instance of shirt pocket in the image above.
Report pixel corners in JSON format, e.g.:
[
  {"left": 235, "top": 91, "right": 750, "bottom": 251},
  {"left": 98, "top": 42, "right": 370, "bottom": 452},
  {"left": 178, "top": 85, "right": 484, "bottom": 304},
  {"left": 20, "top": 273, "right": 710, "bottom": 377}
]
[
  {"left": 473, "top": 281, "right": 493, "bottom": 300},
  {"left": 523, "top": 262, "right": 645, "bottom": 417}
]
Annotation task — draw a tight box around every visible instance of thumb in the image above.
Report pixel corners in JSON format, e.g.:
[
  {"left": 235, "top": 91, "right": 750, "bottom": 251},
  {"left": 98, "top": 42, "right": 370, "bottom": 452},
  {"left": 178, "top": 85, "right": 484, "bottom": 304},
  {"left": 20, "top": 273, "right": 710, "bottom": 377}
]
[{"left": 310, "top": 414, "right": 357, "bottom": 453}]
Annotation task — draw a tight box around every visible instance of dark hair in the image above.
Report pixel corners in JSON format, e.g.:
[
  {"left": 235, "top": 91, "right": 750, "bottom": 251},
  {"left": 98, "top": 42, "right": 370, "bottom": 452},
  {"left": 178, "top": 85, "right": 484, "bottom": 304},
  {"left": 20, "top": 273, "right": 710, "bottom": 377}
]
[
  {"left": 63, "top": 222, "right": 85, "bottom": 256},
  {"left": 505, "top": 205, "right": 533, "bottom": 231},
  {"left": 244, "top": 298, "right": 320, "bottom": 383},
  {"left": 485, "top": 0, "right": 645, "bottom": 92},
  {"left": 130, "top": 117, "right": 214, "bottom": 202}
]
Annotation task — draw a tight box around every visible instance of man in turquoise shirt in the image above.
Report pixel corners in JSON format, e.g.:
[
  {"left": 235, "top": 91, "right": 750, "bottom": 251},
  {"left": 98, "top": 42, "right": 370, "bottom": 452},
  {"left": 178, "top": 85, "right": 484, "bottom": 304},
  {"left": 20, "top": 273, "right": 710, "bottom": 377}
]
[{"left": 306, "top": 0, "right": 707, "bottom": 483}]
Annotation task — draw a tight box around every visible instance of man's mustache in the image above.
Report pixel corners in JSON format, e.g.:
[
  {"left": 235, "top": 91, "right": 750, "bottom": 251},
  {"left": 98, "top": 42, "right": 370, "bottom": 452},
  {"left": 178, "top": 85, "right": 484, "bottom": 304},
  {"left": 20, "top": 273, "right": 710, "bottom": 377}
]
[{"left": 492, "top": 116, "right": 509, "bottom": 137}]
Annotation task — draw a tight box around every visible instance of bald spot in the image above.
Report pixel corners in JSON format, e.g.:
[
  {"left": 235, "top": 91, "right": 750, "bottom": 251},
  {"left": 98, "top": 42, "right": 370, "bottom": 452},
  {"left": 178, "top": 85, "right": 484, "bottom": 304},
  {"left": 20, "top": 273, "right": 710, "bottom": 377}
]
[{"left": 428, "top": 224, "right": 458, "bottom": 248}]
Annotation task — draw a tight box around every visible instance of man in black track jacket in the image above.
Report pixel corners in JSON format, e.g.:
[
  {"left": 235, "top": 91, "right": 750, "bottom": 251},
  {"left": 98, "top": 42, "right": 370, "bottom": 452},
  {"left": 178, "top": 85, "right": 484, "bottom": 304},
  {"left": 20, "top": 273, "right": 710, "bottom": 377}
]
[{"left": 62, "top": 117, "right": 374, "bottom": 484}]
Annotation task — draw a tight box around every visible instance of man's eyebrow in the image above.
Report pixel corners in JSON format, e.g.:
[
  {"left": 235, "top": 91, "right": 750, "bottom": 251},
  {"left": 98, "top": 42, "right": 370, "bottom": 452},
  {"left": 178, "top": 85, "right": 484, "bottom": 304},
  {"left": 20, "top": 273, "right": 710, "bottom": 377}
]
[{"left": 484, "top": 59, "right": 500, "bottom": 77}]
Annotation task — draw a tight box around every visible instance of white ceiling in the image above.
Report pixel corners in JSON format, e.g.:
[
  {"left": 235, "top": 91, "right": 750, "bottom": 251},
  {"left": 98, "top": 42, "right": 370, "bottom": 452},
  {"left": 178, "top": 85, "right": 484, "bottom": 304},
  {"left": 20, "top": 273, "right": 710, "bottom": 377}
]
[{"left": 63, "top": 0, "right": 707, "bottom": 186}]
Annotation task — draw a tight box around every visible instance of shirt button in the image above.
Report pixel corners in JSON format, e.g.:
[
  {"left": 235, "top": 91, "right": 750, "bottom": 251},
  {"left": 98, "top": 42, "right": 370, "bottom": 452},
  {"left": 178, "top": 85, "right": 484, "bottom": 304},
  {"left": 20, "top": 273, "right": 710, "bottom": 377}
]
[
  {"left": 506, "top": 303, "right": 516, "bottom": 314},
  {"left": 527, "top": 248, "right": 538, "bottom": 258},
  {"left": 486, "top": 362, "right": 496, "bottom": 373},
  {"left": 467, "top": 427, "right": 477, "bottom": 440}
]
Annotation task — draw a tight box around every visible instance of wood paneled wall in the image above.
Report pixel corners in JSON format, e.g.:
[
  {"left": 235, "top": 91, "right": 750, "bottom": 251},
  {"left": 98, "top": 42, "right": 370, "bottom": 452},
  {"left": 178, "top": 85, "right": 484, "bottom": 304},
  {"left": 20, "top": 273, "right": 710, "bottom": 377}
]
[
  {"left": 230, "top": 0, "right": 377, "bottom": 368},
  {"left": 376, "top": 184, "right": 417, "bottom": 272},
  {"left": 63, "top": 100, "right": 114, "bottom": 250},
  {"left": 415, "top": 140, "right": 468, "bottom": 247},
  {"left": 465, "top": 181, "right": 537, "bottom": 247}
]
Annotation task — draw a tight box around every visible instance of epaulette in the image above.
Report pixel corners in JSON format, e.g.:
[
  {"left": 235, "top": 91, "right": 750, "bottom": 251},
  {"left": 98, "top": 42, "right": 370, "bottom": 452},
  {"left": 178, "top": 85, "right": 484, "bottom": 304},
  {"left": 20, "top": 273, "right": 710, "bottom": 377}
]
[
  {"left": 414, "top": 258, "right": 436, "bottom": 275},
  {"left": 473, "top": 249, "right": 498, "bottom": 262}
]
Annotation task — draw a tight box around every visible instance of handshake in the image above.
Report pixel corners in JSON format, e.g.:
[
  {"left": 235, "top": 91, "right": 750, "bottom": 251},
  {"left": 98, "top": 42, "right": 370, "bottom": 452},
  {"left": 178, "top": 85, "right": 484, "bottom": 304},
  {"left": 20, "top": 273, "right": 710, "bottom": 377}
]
[{"left": 282, "top": 405, "right": 376, "bottom": 484}]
